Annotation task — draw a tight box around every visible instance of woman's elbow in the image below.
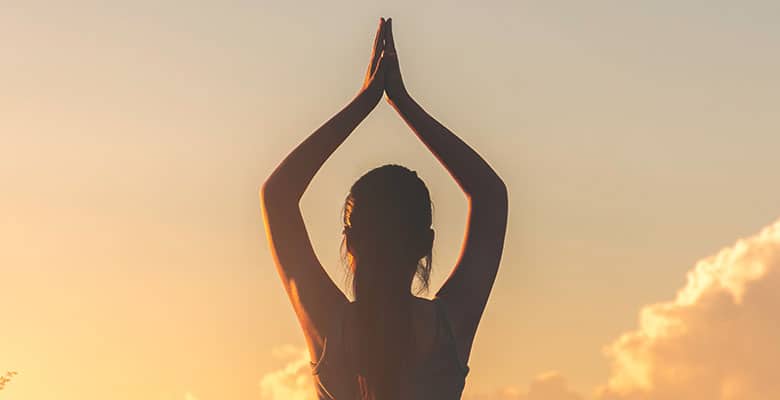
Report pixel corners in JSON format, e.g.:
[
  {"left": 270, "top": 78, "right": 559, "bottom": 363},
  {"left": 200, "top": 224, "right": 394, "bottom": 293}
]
[{"left": 260, "top": 179, "right": 284, "bottom": 208}]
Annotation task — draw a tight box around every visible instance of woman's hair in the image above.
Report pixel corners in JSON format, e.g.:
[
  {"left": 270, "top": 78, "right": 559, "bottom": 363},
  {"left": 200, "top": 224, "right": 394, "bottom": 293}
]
[{"left": 339, "top": 164, "right": 434, "bottom": 400}]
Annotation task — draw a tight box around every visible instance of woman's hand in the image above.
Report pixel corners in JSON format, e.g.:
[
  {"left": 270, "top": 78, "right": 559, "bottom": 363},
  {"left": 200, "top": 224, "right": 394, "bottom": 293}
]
[
  {"left": 383, "top": 18, "right": 407, "bottom": 101},
  {"left": 361, "top": 18, "right": 386, "bottom": 96}
]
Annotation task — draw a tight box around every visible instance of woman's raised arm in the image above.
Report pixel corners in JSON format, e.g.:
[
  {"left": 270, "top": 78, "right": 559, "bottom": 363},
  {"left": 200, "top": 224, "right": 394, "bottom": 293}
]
[
  {"left": 383, "top": 18, "right": 509, "bottom": 364},
  {"left": 260, "top": 19, "right": 386, "bottom": 361}
]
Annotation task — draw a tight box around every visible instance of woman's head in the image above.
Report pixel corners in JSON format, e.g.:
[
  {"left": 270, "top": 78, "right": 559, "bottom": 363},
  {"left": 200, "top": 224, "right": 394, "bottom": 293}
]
[{"left": 341, "top": 164, "right": 434, "bottom": 298}]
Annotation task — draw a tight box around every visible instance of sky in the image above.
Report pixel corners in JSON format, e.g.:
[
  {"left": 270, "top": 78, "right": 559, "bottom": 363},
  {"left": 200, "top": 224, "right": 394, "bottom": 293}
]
[{"left": 1, "top": 1, "right": 779, "bottom": 399}]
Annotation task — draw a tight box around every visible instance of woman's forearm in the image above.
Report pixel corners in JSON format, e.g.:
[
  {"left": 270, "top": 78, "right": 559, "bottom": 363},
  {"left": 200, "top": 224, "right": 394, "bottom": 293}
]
[
  {"left": 263, "top": 88, "right": 382, "bottom": 203},
  {"left": 388, "top": 90, "right": 505, "bottom": 197}
]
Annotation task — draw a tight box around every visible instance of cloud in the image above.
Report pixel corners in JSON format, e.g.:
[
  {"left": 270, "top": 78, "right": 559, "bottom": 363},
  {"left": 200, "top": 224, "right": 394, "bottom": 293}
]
[
  {"left": 258, "top": 347, "right": 584, "bottom": 400},
  {"left": 465, "top": 372, "right": 585, "bottom": 400},
  {"left": 184, "top": 392, "right": 199, "bottom": 400},
  {"left": 259, "top": 345, "right": 316, "bottom": 400},
  {"left": 524, "top": 372, "right": 586, "bottom": 400},
  {"left": 596, "top": 219, "right": 780, "bottom": 400}
]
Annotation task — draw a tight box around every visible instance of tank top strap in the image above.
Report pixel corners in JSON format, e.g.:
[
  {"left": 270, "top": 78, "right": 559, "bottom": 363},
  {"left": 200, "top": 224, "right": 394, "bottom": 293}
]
[
  {"left": 333, "top": 300, "right": 349, "bottom": 342},
  {"left": 310, "top": 300, "right": 351, "bottom": 375},
  {"left": 432, "top": 297, "right": 455, "bottom": 340},
  {"left": 432, "top": 297, "right": 470, "bottom": 375}
]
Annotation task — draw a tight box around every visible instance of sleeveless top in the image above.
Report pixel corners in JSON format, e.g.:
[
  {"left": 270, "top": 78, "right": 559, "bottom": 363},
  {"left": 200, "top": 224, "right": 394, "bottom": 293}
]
[{"left": 310, "top": 297, "right": 470, "bottom": 400}]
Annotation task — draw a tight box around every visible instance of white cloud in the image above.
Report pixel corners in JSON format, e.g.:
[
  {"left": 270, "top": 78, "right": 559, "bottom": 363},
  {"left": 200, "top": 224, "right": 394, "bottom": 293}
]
[
  {"left": 259, "top": 345, "right": 316, "bottom": 400},
  {"left": 596, "top": 219, "right": 780, "bottom": 400},
  {"left": 184, "top": 393, "right": 199, "bottom": 400},
  {"left": 465, "top": 372, "right": 584, "bottom": 400},
  {"left": 524, "top": 372, "right": 586, "bottom": 400}
]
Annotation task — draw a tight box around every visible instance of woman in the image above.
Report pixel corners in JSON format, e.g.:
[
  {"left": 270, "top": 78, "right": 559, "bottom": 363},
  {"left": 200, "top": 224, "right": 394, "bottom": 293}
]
[{"left": 260, "top": 18, "right": 508, "bottom": 400}]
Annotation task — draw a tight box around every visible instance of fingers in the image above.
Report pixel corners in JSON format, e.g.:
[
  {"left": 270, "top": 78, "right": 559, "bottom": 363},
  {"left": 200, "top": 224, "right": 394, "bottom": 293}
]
[
  {"left": 369, "top": 18, "right": 385, "bottom": 73},
  {"left": 385, "top": 18, "right": 396, "bottom": 56},
  {"left": 374, "top": 54, "right": 386, "bottom": 74},
  {"left": 372, "top": 17, "right": 385, "bottom": 54}
]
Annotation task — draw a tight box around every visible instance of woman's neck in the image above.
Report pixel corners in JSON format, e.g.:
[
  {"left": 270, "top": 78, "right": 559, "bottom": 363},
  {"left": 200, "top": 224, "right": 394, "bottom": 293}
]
[{"left": 353, "top": 258, "right": 417, "bottom": 298}]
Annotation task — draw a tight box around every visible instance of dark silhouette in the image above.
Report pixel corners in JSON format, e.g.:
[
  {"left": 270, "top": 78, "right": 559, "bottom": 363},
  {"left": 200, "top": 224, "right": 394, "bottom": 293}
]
[{"left": 260, "top": 18, "right": 508, "bottom": 400}]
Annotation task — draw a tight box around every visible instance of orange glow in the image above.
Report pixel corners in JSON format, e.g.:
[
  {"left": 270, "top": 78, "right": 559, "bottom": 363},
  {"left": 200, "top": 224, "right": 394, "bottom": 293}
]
[{"left": 3, "top": 2, "right": 780, "bottom": 399}]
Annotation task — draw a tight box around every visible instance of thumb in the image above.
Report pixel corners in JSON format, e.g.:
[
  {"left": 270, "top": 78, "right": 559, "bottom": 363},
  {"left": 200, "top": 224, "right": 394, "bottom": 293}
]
[{"left": 374, "top": 54, "right": 387, "bottom": 75}]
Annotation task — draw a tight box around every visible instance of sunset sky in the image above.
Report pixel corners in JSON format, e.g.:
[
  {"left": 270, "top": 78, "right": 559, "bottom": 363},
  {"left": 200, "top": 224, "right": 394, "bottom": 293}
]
[{"left": 2, "top": 1, "right": 779, "bottom": 399}]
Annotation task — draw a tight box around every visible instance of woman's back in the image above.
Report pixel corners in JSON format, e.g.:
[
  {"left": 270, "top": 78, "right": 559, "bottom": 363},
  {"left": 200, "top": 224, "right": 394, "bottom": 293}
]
[{"left": 311, "top": 297, "right": 469, "bottom": 400}]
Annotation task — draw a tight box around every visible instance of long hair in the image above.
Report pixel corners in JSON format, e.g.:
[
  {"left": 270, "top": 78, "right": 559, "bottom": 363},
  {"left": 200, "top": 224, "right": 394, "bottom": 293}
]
[{"left": 340, "top": 164, "right": 434, "bottom": 400}]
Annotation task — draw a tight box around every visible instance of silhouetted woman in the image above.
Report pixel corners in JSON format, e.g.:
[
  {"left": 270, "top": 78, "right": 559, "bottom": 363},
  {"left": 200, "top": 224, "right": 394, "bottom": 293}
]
[{"left": 260, "top": 18, "right": 508, "bottom": 400}]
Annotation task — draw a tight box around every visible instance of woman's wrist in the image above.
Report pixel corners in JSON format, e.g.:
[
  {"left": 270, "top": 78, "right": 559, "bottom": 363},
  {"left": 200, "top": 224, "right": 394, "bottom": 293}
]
[
  {"left": 354, "top": 82, "right": 384, "bottom": 111},
  {"left": 386, "top": 84, "right": 411, "bottom": 107}
]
